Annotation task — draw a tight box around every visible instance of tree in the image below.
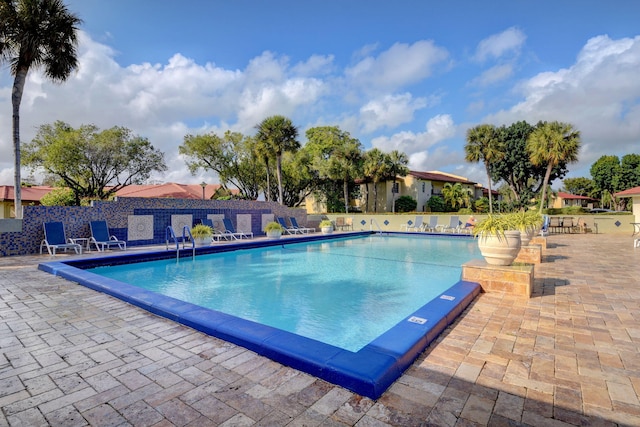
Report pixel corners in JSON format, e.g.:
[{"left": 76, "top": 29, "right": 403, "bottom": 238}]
[
  {"left": 387, "top": 150, "right": 409, "bottom": 213},
  {"left": 362, "top": 148, "right": 391, "bottom": 213},
  {"left": 442, "top": 182, "right": 472, "bottom": 210},
  {"left": 255, "top": 115, "right": 300, "bottom": 205},
  {"left": 306, "top": 126, "right": 363, "bottom": 213},
  {"left": 180, "top": 131, "right": 263, "bottom": 200},
  {"left": 23, "top": 121, "right": 166, "bottom": 204},
  {"left": 562, "top": 177, "right": 594, "bottom": 197},
  {"left": 0, "top": 0, "right": 81, "bottom": 218},
  {"left": 527, "top": 121, "right": 581, "bottom": 212},
  {"left": 590, "top": 155, "right": 620, "bottom": 209},
  {"left": 465, "top": 124, "right": 504, "bottom": 213}
]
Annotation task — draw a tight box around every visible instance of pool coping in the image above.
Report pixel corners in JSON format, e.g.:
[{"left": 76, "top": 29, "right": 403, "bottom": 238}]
[{"left": 38, "top": 232, "right": 481, "bottom": 399}]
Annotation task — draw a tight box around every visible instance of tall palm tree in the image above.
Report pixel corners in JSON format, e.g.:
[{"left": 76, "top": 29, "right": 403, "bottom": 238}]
[
  {"left": 255, "top": 115, "right": 299, "bottom": 205},
  {"left": 362, "top": 148, "right": 390, "bottom": 213},
  {"left": 465, "top": 124, "right": 504, "bottom": 214},
  {"left": 0, "top": 0, "right": 81, "bottom": 218},
  {"left": 387, "top": 150, "right": 409, "bottom": 213},
  {"left": 527, "top": 121, "right": 581, "bottom": 213}
]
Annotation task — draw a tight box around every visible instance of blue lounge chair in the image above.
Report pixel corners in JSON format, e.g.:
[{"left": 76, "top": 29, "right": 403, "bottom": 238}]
[
  {"left": 222, "top": 218, "right": 253, "bottom": 239},
  {"left": 201, "top": 218, "right": 227, "bottom": 241},
  {"left": 40, "top": 222, "right": 83, "bottom": 255},
  {"left": 277, "top": 217, "right": 301, "bottom": 234},
  {"left": 289, "top": 217, "right": 315, "bottom": 233},
  {"left": 89, "top": 220, "right": 126, "bottom": 252}
]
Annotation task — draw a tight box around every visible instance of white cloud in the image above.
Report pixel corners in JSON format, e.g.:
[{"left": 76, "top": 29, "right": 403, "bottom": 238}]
[
  {"left": 471, "top": 63, "right": 514, "bottom": 87},
  {"left": 359, "top": 93, "right": 428, "bottom": 133},
  {"left": 345, "top": 40, "right": 449, "bottom": 92},
  {"left": 487, "top": 35, "right": 640, "bottom": 176},
  {"left": 371, "top": 114, "right": 456, "bottom": 156},
  {"left": 473, "top": 27, "right": 526, "bottom": 62}
]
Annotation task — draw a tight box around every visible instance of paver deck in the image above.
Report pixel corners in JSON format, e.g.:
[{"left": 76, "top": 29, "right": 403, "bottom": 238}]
[{"left": 1, "top": 233, "right": 639, "bottom": 426}]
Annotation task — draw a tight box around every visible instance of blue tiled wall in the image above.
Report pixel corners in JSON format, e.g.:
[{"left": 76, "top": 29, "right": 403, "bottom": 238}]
[{"left": 0, "top": 197, "right": 307, "bottom": 256}]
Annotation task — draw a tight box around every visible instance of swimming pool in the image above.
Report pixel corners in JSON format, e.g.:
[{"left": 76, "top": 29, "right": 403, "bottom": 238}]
[{"left": 39, "top": 232, "right": 482, "bottom": 399}]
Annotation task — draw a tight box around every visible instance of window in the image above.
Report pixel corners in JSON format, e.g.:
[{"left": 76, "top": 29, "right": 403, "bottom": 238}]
[{"left": 422, "top": 182, "right": 426, "bottom": 193}]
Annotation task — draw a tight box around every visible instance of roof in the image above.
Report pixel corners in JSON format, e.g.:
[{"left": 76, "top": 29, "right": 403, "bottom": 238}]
[
  {"left": 408, "top": 170, "right": 477, "bottom": 185},
  {"left": 0, "top": 186, "right": 55, "bottom": 202},
  {"left": 556, "top": 192, "right": 597, "bottom": 201},
  {"left": 614, "top": 186, "right": 640, "bottom": 198},
  {"left": 115, "top": 183, "right": 236, "bottom": 199}
]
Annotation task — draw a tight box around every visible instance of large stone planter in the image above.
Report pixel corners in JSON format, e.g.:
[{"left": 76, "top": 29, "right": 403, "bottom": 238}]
[
  {"left": 477, "top": 230, "right": 522, "bottom": 266},
  {"left": 519, "top": 228, "right": 536, "bottom": 247},
  {"left": 321, "top": 226, "right": 333, "bottom": 235},
  {"left": 194, "top": 236, "right": 213, "bottom": 246},
  {"left": 266, "top": 230, "right": 282, "bottom": 239}
]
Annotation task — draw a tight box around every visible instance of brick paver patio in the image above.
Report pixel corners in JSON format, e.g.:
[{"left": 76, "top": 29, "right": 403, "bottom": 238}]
[{"left": 1, "top": 233, "right": 639, "bottom": 426}]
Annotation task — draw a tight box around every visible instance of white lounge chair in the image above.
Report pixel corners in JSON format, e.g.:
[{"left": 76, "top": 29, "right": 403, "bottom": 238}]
[
  {"left": 40, "top": 221, "right": 83, "bottom": 255},
  {"left": 423, "top": 216, "right": 438, "bottom": 232},
  {"left": 222, "top": 218, "right": 253, "bottom": 239},
  {"left": 277, "top": 217, "right": 302, "bottom": 234},
  {"left": 289, "top": 217, "right": 315, "bottom": 233},
  {"left": 401, "top": 216, "right": 424, "bottom": 232},
  {"left": 437, "top": 215, "right": 460, "bottom": 233}
]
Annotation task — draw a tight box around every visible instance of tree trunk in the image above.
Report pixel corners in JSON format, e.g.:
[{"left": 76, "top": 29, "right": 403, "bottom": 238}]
[
  {"left": 276, "top": 154, "right": 284, "bottom": 205},
  {"left": 12, "top": 70, "right": 28, "bottom": 219},
  {"left": 264, "top": 158, "right": 271, "bottom": 202},
  {"left": 539, "top": 164, "right": 553, "bottom": 213},
  {"left": 343, "top": 179, "right": 349, "bottom": 213},
  {"left": 373, "top": 181, "right": 378, "bottom": 213},
  {"left": 485, "top": 164, "right": 493, "bottom": 214}
]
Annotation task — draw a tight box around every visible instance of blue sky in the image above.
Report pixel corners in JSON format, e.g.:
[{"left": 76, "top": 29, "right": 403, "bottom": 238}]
[{"left": 1, "top": 0, "right": 639, "bottom": 188}]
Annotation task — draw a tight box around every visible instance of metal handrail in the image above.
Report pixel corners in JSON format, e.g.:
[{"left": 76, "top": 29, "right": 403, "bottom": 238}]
[
  {"left": 370, "top": 218, "right": 383, "bottom": 234},
  {"left": 182, "top": 226, "right": 195, "bottom": 258}
]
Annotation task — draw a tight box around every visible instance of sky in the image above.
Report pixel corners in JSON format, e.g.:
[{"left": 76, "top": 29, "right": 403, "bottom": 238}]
[{"left": 1, "top": 0, "right": 639, "bottom": 190}]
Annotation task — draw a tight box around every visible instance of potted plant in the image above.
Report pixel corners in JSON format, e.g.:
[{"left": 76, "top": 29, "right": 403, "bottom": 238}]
[
  {"left": 191, "top": 224, "right": 214, "bottom": 246},
  {"left": 473, "top": 215, "right": 521, "bottom": 266},
  {"left": 320, "top": 219, "right": 334, "bottom": 234},
  {"left": 264, "top": 221, "right": 284, "bottom": 239},
  {"left": 507, "top": 211, "right": 543, "bottom": 246}
]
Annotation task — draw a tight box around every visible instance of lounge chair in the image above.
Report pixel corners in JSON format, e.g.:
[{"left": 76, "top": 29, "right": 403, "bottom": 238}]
[
  {"left": 540, "top": 215, "right": 550, "bottom": 236},
  {"left": 40, "top": 221, "right": 83, "bottom": 255},
  {"left": 277, "top": 217, "right": 302, "bottom": 234},
  {"left": 89, "top": 220, "right": 126, "bottom": 252},
  {"left": 289, "top": 217, "right": 315, "bottom": 233},
  {"left": 401, "top": 216, "right": 424, "bottom": 232},
  {"left": 222, "top": 218, "right": 253, "bottom": 239},
  {"left": 423, "top": 216, "right": 438, "bottom": 232},
  {"left": 201, "top": 218, "right": 228, "bottom": 241},
  {"left": 437, "top": 215, "right": 460, "bottom": 233}
]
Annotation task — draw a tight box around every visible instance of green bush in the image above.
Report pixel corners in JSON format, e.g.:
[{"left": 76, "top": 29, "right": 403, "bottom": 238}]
[
  {"left": 40, "top": 188, "right": 76, "bottom": 206},
  {"left": 395, "top": 195, "right": 417, "bottom": 213},
  {"left": 426, "top": 195, "right": 446, "bottom": 212}
]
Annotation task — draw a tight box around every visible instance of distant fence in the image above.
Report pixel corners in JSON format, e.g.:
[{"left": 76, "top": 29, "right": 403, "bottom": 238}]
[{"left": 0, "top": 197, "right": 309, "bottom": 256}]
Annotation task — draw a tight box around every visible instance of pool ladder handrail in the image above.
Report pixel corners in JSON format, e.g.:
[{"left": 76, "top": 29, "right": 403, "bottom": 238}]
[
  {"left": 370, "top": 218, "right": 383, "bottom": 234},
  {"left": 181, "top": 225, "right": 196, "bottom": 258}
]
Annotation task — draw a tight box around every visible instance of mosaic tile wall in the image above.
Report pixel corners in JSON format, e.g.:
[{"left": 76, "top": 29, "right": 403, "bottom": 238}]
[{"left": 0, "top": 197, "right": 308, "bottom": 256}]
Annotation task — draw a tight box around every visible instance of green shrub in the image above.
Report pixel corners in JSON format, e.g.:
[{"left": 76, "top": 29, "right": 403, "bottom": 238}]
[
  {"left": 40, "top": 188, "right": 76, "bottom": 206},
  {"left": 395, "top": 196, "right": 417, "bottom": 213},
  {"left": 426, "top": 195, "right": 446, "bottom": 212}
]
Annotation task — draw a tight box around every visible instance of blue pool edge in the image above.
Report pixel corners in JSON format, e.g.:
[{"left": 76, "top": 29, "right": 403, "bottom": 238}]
[{"left": 38, "top": 234, "right": 481, "bottom": 400}]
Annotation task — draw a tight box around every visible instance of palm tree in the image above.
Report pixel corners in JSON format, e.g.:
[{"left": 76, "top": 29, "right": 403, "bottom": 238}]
[
  {"left": 442, "top": 182, "right": 472, "bottom": 210},
  {"left": 465, "top": 124, "right": 504, "bottom": 214},
  {"left": 362, "top": 148, "right": 390, "bottom": 213},
  {"left": 0, "top": 0, "right": 81, "bottom": 218},
  {"left": 255, "top": 115, "right": 300, "bottom": 205},
  {"left": 527, "top": 121, "right": 581, "bottom": 213},
  {"left": 387, "top": 150, "right": 409, "bottom": 213}
]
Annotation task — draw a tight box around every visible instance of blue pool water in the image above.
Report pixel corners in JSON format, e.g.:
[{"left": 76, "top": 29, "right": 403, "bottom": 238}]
[
  {"left": 88, "top": 234, "right": 481, "bottom": 352},
  {"left": 39, "top": 231, "right": 483, "bottom": 398}
]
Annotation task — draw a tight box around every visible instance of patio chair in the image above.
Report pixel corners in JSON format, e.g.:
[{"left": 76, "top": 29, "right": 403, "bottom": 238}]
[
  {"left": 401, "top": 216, "right": 424, "bottom": 232},
  {"left": 277, "top": 217, "right": 302, "bottom": 234},
  {"left": 222, "top": 218, "right": 253, "bottom": 239},
  {"left": 436, "top": 215, "right": 460, "bottom": 233},
  {"left": 40, "top": 221, "right": 83, "bottom": 255},
  {"left": 423, "top": 216, "right": 438, "bottom": 232},
  {"left": 549, "top": 216, "right": 561, "bottom": 233},
  {"left": 335, "top": 217, "right": 347, "bottom": 231},
  {"left": 289, "top": 217, "right": 315, "bottom": 233},
  {"left": 201, "top": 218, "right": 228, "bottom": 241},
  {"left": 89, "top": 220, "right": 127, "bottom": 252}
]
